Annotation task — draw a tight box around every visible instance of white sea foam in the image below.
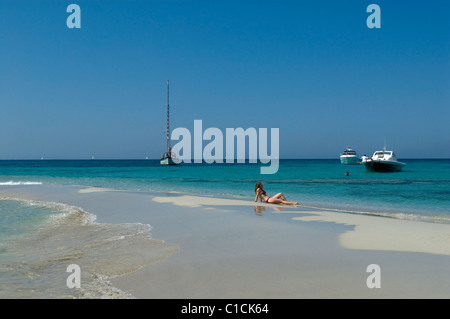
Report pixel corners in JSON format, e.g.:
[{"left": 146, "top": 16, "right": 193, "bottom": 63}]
[
  {"left": 0, "top": 197, "right": 178, "bottom": 299},
  {"left": 0, "top": 181, "right": 43, "bottom": 185}
]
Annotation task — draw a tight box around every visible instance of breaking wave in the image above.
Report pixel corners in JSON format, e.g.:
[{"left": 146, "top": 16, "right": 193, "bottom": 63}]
[{"left": 0, "top": 181, "right": 43, "bottom": 186}]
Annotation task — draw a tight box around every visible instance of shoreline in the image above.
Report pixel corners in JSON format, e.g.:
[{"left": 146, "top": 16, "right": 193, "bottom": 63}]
[{"left": 1, "top": 184, "right": 449, "bottom": 298}]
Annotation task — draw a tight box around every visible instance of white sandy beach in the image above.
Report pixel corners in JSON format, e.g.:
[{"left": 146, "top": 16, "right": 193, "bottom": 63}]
[
  {"left": 1, "top": 184, "right": 449, "bottom": 298},
  {"left": 153, "top": 193, "right": 450, "bottom": 256}
]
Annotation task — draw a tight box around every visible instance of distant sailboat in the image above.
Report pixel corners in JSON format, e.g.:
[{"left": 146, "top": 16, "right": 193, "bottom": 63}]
[{"left": 160, "top": 80, "right": 179, "bottom": 165}]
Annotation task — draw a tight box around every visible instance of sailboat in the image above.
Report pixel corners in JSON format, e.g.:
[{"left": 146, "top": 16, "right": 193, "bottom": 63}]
[{"left": 160, "top": 80, "right": 179, "bottom": 165}]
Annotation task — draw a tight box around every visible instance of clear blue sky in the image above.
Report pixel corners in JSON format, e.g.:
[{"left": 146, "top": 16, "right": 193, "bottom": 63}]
[{"left": 0, "top": 0, "right": 448, "bottom": 159}]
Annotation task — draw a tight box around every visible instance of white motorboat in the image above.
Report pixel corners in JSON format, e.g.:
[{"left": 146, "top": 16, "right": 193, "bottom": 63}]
[
  {"left": 340, "top": 147, "right": 359, "bottom": 165},
  {"left": 160, "top": 80, "right": 179, "bottom": 165},
  {"left": 364, "top": 148, "right": 405, "bottom": 172}
]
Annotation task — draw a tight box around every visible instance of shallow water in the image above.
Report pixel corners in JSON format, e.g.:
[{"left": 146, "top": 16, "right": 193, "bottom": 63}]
[{"left": 0, "top": 198, "right": 178, "bottom": 298}]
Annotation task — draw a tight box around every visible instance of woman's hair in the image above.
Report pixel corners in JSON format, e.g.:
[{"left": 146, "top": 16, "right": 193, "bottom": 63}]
[{"left": 255, "top": 182, "right": 263, "bottom": 193}]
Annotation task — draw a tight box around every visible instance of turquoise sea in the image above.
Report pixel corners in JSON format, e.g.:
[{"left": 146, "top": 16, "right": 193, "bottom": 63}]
[{"left": 1, "top": 158, "right": 449, "bottom": 225}]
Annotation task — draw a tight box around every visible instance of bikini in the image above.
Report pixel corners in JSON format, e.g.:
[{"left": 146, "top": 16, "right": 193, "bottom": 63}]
[{"left": 261, "top": 189, "right": 270, "bottom": 203}]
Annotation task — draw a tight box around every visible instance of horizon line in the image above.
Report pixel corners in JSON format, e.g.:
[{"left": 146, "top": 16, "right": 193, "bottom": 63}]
[{"left": 1, "top": 157, "right": 449, "bottom": 161}]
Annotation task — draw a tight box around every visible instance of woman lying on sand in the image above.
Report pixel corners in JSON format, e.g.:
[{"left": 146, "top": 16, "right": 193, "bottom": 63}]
[{"left": 254, "top": 182, "right": 298, "bottom": 205}]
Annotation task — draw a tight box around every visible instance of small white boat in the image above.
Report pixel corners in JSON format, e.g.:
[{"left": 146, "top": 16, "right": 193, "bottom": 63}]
[
  {"left": 364, "top": 148, "right": 405, "bottom": 172},
  {"left": 160, "top": 80, "right": 179, "bottom": 166},
  {"left": 340, "top": 147, "right": 359, "bottom": 165}
]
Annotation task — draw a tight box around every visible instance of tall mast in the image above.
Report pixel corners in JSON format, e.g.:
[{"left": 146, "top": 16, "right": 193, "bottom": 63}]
[{"left": 166, "top": 80, "right": 170, "bottom": 152}]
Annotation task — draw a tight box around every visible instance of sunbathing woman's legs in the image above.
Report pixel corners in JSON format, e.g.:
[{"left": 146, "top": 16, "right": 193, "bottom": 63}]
[
  {"left": 268, "top": 196, "right": 298, "bottom": 205},
  {"left": 272, "top": 192, "right": 286, "bottom": 201}
]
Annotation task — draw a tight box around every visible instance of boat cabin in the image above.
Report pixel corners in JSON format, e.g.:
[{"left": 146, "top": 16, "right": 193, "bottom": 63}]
[
  {"left": 161, "top": 151, "right": 177, "bottom": 160},
  {"left": 372, "top": 151, "right": 397, "bottom": 161},
  {"left": 342, "top": 148, "right": 357, "bottom": 156}
]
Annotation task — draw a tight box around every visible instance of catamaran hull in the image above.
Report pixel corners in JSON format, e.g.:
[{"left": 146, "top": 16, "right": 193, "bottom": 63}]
[{"left": 364, "top": 160, "right": 405, "bottom": 172}]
